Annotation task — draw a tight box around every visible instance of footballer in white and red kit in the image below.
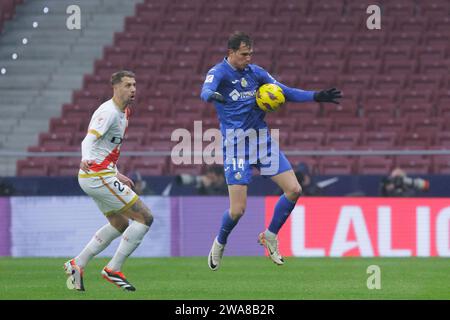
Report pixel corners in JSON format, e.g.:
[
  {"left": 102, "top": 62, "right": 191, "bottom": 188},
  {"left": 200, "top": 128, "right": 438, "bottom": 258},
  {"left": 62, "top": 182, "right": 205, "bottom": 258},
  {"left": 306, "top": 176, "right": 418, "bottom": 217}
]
[{"left": 64, "top": 71, "right": 154, "bottom": 292}]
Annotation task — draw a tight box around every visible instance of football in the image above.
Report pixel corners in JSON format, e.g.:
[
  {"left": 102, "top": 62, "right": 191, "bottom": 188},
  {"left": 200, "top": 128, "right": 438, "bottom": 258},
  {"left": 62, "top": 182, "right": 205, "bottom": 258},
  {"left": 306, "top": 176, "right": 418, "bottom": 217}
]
[{"left": 255, "top": 83, "right": 285, "bottom": 112}]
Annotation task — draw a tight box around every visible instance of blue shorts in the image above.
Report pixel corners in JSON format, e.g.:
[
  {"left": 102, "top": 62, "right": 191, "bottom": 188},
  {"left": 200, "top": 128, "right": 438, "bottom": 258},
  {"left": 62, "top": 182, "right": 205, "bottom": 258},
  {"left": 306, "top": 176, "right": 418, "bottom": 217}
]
[{"left": 222, "top": 131, "right": 292, "bottom": 185}]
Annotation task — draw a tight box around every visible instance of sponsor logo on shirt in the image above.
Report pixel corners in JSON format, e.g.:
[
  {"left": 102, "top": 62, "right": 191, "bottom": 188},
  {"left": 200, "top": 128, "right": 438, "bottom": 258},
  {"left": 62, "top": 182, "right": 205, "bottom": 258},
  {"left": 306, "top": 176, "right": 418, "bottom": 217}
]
[{"left": 205, "top": 74, "right": 214, "bottom": 83}]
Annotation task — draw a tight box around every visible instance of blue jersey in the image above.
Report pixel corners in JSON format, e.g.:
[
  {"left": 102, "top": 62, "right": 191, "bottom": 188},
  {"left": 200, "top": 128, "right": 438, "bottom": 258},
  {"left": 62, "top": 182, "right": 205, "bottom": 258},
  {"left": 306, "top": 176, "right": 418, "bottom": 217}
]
[{"left": 200, "top": 57, "right": 316, "bottom": 134}]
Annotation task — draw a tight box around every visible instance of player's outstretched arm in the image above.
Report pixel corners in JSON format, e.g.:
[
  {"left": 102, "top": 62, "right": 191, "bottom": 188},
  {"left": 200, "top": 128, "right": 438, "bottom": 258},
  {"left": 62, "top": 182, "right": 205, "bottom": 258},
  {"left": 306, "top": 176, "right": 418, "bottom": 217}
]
[
  {"left": 313, "top": 88, "right": 342, "bottom": 104},
  {"left": 200, "top": 68, "right": 225, "bottom": 103}
]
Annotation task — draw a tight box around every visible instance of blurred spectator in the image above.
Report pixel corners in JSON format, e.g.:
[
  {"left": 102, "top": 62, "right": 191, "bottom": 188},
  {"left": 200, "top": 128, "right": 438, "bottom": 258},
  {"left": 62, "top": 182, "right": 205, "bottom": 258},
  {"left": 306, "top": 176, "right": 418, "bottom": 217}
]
[
  {"left": 380, "top": 167, "right": 430, "bottom": 197},
  {"left": 0, "top": 180, "right": 14, "bottom": 196},
  {"left": 129, "top": 171, "right": 155, "bottom": 195},
  {"left": 176, "top": 165, "right": 228, "bottom": 195}
]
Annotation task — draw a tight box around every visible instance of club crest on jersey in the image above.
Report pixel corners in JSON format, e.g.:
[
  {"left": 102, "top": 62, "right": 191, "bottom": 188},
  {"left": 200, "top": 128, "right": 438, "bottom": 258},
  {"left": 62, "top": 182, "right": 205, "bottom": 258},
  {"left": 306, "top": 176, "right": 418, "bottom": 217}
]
[
  {"left": 240, "top": 77, "right": 248, "bottom": 88},
  {"left": 234, "top": 172, "right": 242, "bottom": 180}
]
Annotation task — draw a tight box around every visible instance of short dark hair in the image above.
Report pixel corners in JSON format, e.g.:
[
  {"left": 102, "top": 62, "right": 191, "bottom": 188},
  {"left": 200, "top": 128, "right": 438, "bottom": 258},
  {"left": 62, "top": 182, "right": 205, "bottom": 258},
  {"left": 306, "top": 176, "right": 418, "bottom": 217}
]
[
  {"left": 227, "top": 31, "right": 252, "bottom": 51},
  {"left": 111, "top": 70, "right": 135, "bottom": 86}
]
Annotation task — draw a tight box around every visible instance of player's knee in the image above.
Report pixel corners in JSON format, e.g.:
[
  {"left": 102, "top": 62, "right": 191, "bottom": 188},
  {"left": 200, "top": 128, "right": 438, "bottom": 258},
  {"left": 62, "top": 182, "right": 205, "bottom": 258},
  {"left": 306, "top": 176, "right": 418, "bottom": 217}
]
[
  {"left": 144, "top": 211, "right": 153, "bottom": 227},
  {"left": 286, "top": 183, "right": 302, "bottom": 200},
  {"left": 230, "top": 206, "right": 246, "bottom": 219}
]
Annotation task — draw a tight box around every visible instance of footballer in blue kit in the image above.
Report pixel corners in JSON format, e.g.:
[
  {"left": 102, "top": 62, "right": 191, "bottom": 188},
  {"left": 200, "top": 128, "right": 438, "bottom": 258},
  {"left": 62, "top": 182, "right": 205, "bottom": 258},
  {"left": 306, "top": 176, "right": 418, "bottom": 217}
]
[{"left": 201, "top": 31, "right": 342, "bottom": 270}]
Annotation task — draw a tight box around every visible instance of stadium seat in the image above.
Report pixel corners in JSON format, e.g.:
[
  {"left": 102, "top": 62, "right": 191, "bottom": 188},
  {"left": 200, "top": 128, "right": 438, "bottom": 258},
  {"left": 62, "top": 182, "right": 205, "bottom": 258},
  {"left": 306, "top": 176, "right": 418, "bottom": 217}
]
[
  {"left": 338, "top": 74, "right": 372, "bottom": 91},
  {"left": 372, "top": 118, "right": 407, "bottom": 134},
  {"left": 422, "top": 32, "right": 450, "bottom": 46},
  {"left": 257, "top": 17, "right": 292, "bottom": 33},
  {"left": 398, "top": 103, "right": 434, "bottom": 118},
  {"left": 346, "top": 60, "right": 382, "bottom": 75},
  {"left": 432, "top": 156, "right": 450, "bottom": 174},
  {"left": 398, "top": 133, "right": 434, "bottom": 148},
  {"left": 114, "top": 32, "right": 142, "bottom": 50},
  {"left": 409, "top": 117, "right": 444, "bottom": 134},
  {"left": 292, "top": 18, "right": 326, "bottom": 33},
  {"left": 128, "top": 157, "right": 168, "bottom": 176},
  {"left": 429, "top": 16, "right": 450, "bottom": 32},
  {"left": 333, "top": 118, "right": 368, "bottom": 133},
  {"left": 394, "top": 17, "right": 429, "bottom": 32},
  {"left": 274, "top": 0, "right": 311, "bottom": 18},
  {"left": 16, "top": 159, "right": 50, "bottom": 177},
  {"left": 289, "top": 132, "right": 324, "bottom": 149},
  {"left": 394, "top": 157, "right": 431, "bottom": 174},
  {"left": 344, "top": 45, "right": 379, "bottom": 62},
  {"left": 361, "top": 103, "right": 397, "bottom": 118},
  {"left": 49, "top": 118, "right": 82, "bottom": 134},
  {"left": 383, "top": 59, "right": 418, "bottom": 75},
  {"left": 310, "top": 1, "right": 344, "bottom": 16},
  {"left": 371, "top": 75, "right": 406, "bottom": 91},
  {"left": 434, "top": 132, "right": 450, "bottom": 147},
  {"left": 319, "top": 157, "right": 355, "bottom": 175},
  {"left": 284, "top": 32, "right": 318, "bottom": 47},
  {"left": 39, "top": 133, "right": 73, "bottom": 148},
  {"left": 358, "top": 157, "right": 394, "bottom": 175},
  {"left": 322, "top": 104, "right": 359, "bottom": 119},
  {"left": 325, "top": 17, "right": 360, "bottom": 32},
  {"left": 299, "top": 118, "right": 332, "bottom": 133},
  {"left": 284, "top": 102, "right": 320, "bottom": 119},
  {"left": 406, "top": 74, "right": 442, "bottom": 91},
  {"left": 324, "top": 132, "right": 360, "bottom": 149},
  {"left": 362, "top": 132, "right": 397, "bottom": 149},
  {"left": 421, "top": 1, "right": 450, "bottom": 17}
]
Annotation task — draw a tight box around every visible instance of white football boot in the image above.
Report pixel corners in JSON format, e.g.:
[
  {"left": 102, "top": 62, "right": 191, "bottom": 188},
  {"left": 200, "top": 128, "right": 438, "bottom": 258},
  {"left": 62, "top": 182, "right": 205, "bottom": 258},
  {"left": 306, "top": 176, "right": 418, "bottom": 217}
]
[
  {"left": 258, "top": 231, "right": 284, "bottom": 265},
  {"left": 64, "top": 259, "right": 85, "bottom": 291},
  {"left": 208, "top": 237, "right": 225, "bottom": 271}
]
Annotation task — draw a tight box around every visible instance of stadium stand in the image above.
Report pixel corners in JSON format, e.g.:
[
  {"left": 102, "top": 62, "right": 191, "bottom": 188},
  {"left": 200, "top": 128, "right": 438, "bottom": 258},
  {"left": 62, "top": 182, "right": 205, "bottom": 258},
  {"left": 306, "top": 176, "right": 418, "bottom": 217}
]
[{"left": 2, "top": 0, "right": 448, "bottom": 176}]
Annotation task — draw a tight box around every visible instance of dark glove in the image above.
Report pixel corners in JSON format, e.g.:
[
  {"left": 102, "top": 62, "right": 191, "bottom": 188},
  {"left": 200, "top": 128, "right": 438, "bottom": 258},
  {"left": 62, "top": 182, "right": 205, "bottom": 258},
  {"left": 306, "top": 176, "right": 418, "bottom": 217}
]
[
  {"left": 313, "top": 88, "right": 342, "bottom": 104},
  {"left": 209, "top": 92, "right": 225, "bottom": 103}
]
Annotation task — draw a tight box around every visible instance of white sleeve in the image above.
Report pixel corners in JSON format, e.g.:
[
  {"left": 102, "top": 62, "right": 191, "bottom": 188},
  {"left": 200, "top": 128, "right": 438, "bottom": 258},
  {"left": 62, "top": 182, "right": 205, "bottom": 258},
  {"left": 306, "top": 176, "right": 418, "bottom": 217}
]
[{"left": 81, "top": 133, "right": 97, "bottom": 161}]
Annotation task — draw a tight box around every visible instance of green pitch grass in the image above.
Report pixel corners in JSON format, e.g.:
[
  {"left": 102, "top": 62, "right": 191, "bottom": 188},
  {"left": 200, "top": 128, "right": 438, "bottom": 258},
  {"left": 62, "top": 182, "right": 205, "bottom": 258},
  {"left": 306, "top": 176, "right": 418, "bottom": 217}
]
[{"left": 0, "top": 257, "right": 448, "bottom": 300}]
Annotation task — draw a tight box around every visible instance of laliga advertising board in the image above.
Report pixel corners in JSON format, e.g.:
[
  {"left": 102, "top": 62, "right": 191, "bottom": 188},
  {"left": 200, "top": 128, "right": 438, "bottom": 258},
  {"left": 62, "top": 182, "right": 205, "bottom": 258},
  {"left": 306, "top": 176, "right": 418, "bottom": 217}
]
[{"left": 266, "top": 197, "right": 450, "bottom": 257}]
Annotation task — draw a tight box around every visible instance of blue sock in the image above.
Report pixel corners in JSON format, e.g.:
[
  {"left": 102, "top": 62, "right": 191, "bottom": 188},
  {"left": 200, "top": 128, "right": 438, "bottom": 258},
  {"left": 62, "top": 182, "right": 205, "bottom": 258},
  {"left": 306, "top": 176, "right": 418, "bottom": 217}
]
[
  {"left": 217, "top": 210, "right": 239, "bottom": 245},
  {"left": 268, "top": 194, "right": 297, "bottom": 234}
]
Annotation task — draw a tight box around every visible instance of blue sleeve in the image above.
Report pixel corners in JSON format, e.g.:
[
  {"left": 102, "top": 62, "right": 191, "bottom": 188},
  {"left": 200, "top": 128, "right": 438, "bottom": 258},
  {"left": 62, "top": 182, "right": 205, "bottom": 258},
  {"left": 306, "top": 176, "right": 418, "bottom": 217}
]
[
  {"left": 254, "top": 65, "right": 316, "bottom": 103},
  {"left": 200, "top": 67, "right": 223, "bottom": 102}
]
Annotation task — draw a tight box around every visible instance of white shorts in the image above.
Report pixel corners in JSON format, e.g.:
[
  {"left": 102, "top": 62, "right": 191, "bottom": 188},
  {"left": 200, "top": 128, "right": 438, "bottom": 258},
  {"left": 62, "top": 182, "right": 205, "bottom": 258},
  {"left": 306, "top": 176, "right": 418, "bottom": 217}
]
[{"left": 78, "top": 172, "right": 139, "bottom": 216}]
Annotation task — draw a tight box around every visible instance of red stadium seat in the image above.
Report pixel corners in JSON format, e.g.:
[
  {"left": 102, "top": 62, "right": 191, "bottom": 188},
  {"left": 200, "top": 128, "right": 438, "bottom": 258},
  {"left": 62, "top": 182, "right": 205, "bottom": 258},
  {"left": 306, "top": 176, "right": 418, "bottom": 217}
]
[
  {"left": 113, "top": 32, "right": 142, "bottom": 50},
  {"left": 39, "top": 133, "right": 73, "bottom": 147},
  {"left": 325, "top": 17, "right": 360, "bottom": 32},
  {"left": 310, "top": 1, "right": 344, "bottom": 16},
  {"left": 292, "top": 18, "right": 325, "bottom": 33},
  {"left": 371, "top": 75, "right": 406, "bottom": 91},
  {"left": 398, "top": 133, "right": 434, "bottom": 148},
  {"left": 394, "top": 17, "right": 429, "bottom": 32},
  {"left": 338, "top": 74, "right": 372, "bottom": 91},
  {"left": 49, "top": 118, "right": 82, "bottom": 134},
  {"left": 362, "top": 103, "right": 397, "bottom": 118},
  {"left": 17, "top": 159, "right": 50, "bottom": 176},
  {"left": 344, "top": 45, "right": 379, "bottom": 62},
  {"left": 333, "top": 118, "right": 368, "bottom": 133},
  {"left": 434, "top": 132, "right": 450, "bottom": 147},
  {"left": 325, "top": 132, "right": 360, "bottom": 149},
  {"left": 257, "top": 17, "right": 292, "bottom": 33},
  {"left": 358, "top": 157, "right": 394, "bottom": 175},
  {"left": 319, "top": 157, "right": 355, "bottom": 175},
  {"left": 346, "top": 60, "right": 382, "bottom": 75},
  {"left": 429, "top": 17, "right": 450, "bottom": 32},
  {"left": 382, "top": 59, "right": 417, "bottom": 75},
  {"left": 362, "top": 132, "right": 397, "bottom": 149},
  {"left": 398, "top": 103, "right": 434, "bottom": 118},
  {"left": 284, "top": 32, "right": 318, "bottom": 47},
  {"left": 299, "top": 118, "right": 332, "bottom": 133},
  {"left": 432, "top": 156, "right": 450, "bottom": 174},
  {"left": 394, "top": 157, "right": 431, "bottom": 174},
  {"left": 289, "top": 132, "right": 324, "bottom": 149},
  {"left": 409, "top": 117, "right": 444, "bottom": 134},
  {"left": 373, "top": 118, "right": 407, "bottom": 134},
  {"left": 274, "top": 0, "right": 311, "bottom": 18},
  {"left": 406, "top": 74, "right": 443, "bottom": 91},
  {"left": 352, "top": 32, "right": 387, "bottom": 46},
  {"left": 323, "top": 104, "right": 359, "bottom": 119},
  {"left": 421, "top": 1, "right": 450, "bottom": 17}
]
